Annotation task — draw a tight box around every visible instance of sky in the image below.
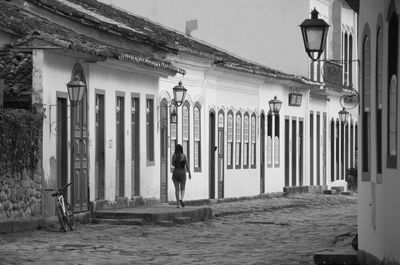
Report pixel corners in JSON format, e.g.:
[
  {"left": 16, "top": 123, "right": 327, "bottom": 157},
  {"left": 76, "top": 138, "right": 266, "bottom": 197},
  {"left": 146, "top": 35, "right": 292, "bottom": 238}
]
[{"left": 97, "top": 0, "right": 311, "bottom": 77}]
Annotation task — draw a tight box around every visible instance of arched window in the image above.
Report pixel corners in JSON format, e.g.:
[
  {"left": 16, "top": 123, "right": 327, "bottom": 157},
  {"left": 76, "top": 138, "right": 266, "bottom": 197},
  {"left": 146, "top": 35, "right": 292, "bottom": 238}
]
[
  {"left": 243, "top": 113, "right": 250, "bottom": 168},
  {"left": 182, "top": 101, "right": 190, "bottom": 163},
  {"left": 235, "top": 112, "right": 242, "bottom": 168},
  {"left": 387, "top": 4, "right": 398, "bottom": 168},
  {"left": 361, "top": 24, "right": 371, "bottom": 180},
  {"left": 170, "top": 104, "right": 178, "bottom": 164},
  {"left": 344, "top": 32, "right": 349, "bottom": 86},
  {"left": 376, "top": 16, "right": 383, "bottom": 176},
  {"left": 193, "top": 103, "right": 201, "bottom": 172},
  {"left": 251, "top": 113, "right": 257, "bottom": 168},
  {"left": 227, "top": 110, "right": 234, "bottom": 169},
  {"left": 349, "top": 34, "right": 353, "bottom": 87}
]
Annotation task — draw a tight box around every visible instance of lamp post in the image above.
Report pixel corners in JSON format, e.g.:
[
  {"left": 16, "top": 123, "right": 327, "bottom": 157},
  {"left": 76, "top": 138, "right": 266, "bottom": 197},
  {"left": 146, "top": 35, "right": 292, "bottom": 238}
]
[
  {"left": 269, "top": 96, "right": 282, "bottom": 114},
  {"left": 66, "top": 75, "right": 86, "bottom": 106},
  {"left": 299, "top": 8, "right": 330, "bottom": 61}
]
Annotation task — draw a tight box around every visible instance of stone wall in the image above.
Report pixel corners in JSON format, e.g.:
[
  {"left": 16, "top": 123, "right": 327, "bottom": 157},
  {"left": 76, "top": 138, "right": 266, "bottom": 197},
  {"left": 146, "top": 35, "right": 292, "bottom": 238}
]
[{"left": 0, "top": 169, "right": 42, "bottom": 219}]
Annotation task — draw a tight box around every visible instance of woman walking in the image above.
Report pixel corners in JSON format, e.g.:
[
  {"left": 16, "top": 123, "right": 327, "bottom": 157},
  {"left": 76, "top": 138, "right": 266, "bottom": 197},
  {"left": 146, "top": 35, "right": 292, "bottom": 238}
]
[{"left": 171, "top": 144, "right": 191, "bottom": 208}]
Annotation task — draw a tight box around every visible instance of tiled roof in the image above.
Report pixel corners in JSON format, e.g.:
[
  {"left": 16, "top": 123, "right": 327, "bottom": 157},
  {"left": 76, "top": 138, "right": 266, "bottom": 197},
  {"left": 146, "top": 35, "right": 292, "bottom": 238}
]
[
  {"left": 0, "top": 1, "right": 184, "bottom": 75},
  {"left": 1, "top": 0, "right": 321, "bottom": 86}
]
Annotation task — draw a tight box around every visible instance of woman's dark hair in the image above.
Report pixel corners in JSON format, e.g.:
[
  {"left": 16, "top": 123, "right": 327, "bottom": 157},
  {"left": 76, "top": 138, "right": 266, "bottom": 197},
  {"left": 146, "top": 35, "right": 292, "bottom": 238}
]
[{"left": 175, "top": 144, "right": 183, "bottom": 155}]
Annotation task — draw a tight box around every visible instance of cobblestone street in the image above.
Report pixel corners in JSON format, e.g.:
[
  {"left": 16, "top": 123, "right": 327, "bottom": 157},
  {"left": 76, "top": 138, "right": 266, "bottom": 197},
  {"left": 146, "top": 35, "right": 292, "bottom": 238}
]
[{"left": 0, "top": 194, "right": 357, "bottom": 265}]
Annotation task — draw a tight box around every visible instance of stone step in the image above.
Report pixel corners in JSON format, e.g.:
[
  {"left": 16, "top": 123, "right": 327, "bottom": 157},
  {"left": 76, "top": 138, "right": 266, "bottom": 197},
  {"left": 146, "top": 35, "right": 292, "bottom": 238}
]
[
  {"left": 92, "top": 205, "right": 213, "bottom": 226},
  {"left": 91, "top": 218, "right": 145, "bottom": 226},
  {"left": 174, "top": 217, "right": 191, "bottom": 225},
  {"left": 314, "top": 249, "right": 358, "bottom": 265}
]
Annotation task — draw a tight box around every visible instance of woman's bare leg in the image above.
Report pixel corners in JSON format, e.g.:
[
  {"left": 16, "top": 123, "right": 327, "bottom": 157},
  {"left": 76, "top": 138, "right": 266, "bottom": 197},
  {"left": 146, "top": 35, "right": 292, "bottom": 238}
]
[{"left": 173, "top": 179, "right": 180, "bottom": 207}]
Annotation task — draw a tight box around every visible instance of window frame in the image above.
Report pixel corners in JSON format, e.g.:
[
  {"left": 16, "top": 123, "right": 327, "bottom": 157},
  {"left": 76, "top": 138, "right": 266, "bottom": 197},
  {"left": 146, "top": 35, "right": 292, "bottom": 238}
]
[
  {"left": 251, "top": 113, "right": 257, "bottom": 169},
  {"left": 387, "top": 5, "right": 398, "bottom": 169},
  {"left": 182, "top": 101, "right": 190, "bottom": 166},
  {"left": 376, "top": 16, "right": 383, "bottom": 179},
  {"left": 227, "top": 110, "right": 234, "bottom": 169},
  {"left": 193, "top": 103, "right": 201, "bottom": 172},
  {"left": 361, "top": 24, "right": 371, "bottom": 180},
  {"left": 146, "top": 95, "right": 155, "bottom": 165},
  {"left": 235, "top": 111, "right": 242, "bottom": 169},
  {"left": 243, "top": 112, "right": 250, "bottom": 169}
]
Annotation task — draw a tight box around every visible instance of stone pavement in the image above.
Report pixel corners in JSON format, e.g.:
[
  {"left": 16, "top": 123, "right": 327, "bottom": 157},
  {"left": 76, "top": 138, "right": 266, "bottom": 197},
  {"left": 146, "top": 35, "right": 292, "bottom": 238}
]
[{"left": 0, "top": 193, "right": 357, "bottom": 265}]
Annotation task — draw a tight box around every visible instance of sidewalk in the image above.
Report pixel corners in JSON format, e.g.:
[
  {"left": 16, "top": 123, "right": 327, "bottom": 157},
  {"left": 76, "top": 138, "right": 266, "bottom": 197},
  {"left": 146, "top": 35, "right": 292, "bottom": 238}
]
[{"left": 0, "top": 192, "right": 357, "bottom": 234}]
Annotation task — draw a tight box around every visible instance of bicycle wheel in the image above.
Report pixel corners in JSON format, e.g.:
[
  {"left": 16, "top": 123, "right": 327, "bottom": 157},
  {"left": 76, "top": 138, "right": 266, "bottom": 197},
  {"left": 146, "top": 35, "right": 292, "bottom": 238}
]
[
  {"left": 65, "top": 202, "right": 76, "bottom": 230},
  {"left": 56, "top": 203, "right": 68, "bottom": 232}
]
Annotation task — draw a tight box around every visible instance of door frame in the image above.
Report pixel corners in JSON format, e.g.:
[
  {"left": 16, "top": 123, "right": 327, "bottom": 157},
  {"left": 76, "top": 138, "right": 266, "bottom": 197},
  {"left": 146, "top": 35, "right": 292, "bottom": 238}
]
[{"left": 209, "top": 110, "right": 216, "bottom": 199}]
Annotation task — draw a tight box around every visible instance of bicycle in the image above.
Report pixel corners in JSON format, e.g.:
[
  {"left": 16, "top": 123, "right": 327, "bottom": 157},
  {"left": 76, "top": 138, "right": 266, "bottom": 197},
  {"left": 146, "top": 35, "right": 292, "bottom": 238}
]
[{"left": 45, "top": 183, "right": 76, "bottom": 232}]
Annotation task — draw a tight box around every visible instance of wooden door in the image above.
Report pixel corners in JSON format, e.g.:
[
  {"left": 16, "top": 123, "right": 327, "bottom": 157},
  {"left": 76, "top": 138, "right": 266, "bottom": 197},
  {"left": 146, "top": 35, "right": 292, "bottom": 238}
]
[
  {"left": 260, "top": 112, "right": 265, "bottom": 193},
  {"left": 57, "top": 96, "right": 68, "bottom": 200},
  {"left": 284, "top": 117, "right": 290, "bottom": 187},
  {"left": 95, "top": 93, "right": 105, "bottom": 200},
  {"left": 160, "top": 99, "right": 168, "bottom": 202},
  {"left": 71, "top": 77, "right": 89, "bottom": 212},
  {"left": 209, "top": 112, "right": 216, "bottom": 199},
  {"left": 116, "top": 95, "right": 125, "bottom": 198},
  {"left": 299, "top": 119, "right": 304, "bottom": 186},
  {"left": 131, "top": 96, "right": 140, "bottom": 196},
  {"left": 217, "top": 111, "right": 224, "bottom": 198}
]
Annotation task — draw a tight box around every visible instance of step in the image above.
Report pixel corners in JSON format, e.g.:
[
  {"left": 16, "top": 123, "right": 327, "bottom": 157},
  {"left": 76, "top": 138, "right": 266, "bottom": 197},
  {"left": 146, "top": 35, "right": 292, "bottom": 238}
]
[
  {"left": 314, "top": 249, "right": 358, "bottom": 265},
  {"left": 91, "top": 218, "right": 144, "bottom": 226},
  {"left": 174, "top": 217, "right": 192, "bottom": 225}
]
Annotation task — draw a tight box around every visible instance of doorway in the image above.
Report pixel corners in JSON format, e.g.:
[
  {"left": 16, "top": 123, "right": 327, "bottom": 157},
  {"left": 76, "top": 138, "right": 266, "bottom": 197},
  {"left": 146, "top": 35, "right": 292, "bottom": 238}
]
[
  {"left": 160, "top": 99, "right": 168, "bottom": 202},
  {"left": 131, "top": 95, "right": 140, "bottom": 196},
  {"left": 260, "top": 112, "right": 265, "bottom": 193},
  {"left": 209, "top": 111, "right": 216, "bottom": 199},
  {"left": 70, "top": 64, "right": 89, "bottom": 212}
]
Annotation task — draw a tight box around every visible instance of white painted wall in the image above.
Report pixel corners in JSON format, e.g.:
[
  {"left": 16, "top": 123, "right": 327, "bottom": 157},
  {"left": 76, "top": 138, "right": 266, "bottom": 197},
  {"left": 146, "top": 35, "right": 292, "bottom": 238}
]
[{"left": 358, "top": 0, "right": 400, "bottom": 262}]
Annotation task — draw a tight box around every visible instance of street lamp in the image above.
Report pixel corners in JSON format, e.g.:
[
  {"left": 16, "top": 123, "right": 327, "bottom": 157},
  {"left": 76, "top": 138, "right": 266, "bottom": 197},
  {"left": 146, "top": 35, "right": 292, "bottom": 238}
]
[
  {"left": 269, "top": 96, "right": 282, "bottom": 114},
  {"left": 172, "top": 81, "right": 187, "bottom": 107},
  {"left": 66, "top": 75, "right": 86, "bottom": 106},
  {"left": 299, "top": 8, "right": 330, "bottom": 61},
  {"left": 338, "top": 107, "right": 349, "bottom": 123}
]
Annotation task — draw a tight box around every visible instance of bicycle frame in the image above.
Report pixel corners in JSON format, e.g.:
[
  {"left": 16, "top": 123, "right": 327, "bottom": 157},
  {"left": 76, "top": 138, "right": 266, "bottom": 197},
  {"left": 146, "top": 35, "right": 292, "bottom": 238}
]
[{"left": 45, "top": 183, "right": 76, "bottom": 232}]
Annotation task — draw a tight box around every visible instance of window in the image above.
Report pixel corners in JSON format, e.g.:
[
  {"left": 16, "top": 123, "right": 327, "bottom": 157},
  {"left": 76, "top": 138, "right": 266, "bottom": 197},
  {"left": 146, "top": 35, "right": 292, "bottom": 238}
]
[
  {"left": 274, "top": 114, "right": 280, "bottom": 167},
  {"left": 194, "top": 104, "right": 201, "bottom": 172},
  {"left": 349, "top": 34, "right": 353, "bottom": 87},
  {"left": 146, "top": 96, "right": 154, "bottom": 164},
  {"left": 361, "top": 29, "right": 372, "bottom": 178},
  {"left": 243, "top": 113, "right": 249, "bottom": 168},
  {"left": 344, "top": 32, "right": 349, "bottom": 86},
  {"left": 376, "top": 20, "right": 383, "bottom": 176},
  {"left": 362, "top": 26, "right": 371, "bottom": 180},
  {"left": 227, "top": 111, "right": 234, "bottom": 169},
  {"left": 235, "top": 112, "right": 242, "bottom": 168},
  {"left": 387, "top": 8, "right": 398, "bottom": 168},
  {"left": 251, "top": 114, "right": 256, "bottom": 168},
  {"left": 170, "top": 105, "right": 178, "bottom": 167},
  {"left": 182, "top": 102, "right": 190, "bottom": 164},
  {"left": 267, "top": 113, "right": 273, "bottom": 167}
]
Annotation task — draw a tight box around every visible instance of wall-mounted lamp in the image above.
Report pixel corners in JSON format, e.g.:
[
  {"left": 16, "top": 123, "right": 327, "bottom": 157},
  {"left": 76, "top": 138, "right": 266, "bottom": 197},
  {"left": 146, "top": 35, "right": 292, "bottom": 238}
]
[
  {"left": 172, "top": 81, "right": 187, "bottom": 107},
  {"left": 158, "top": 81, "right": 187, "bottom": 129},
  {"left": 300, "top": 8, "right": 359, "bottom": 121},
  {"left": 66, "top": 75, "right": 86, "bottom": 107},
  {"left": 299, "top": 8, "right": 330, "bottom": 62},
  {"left": 338, "top": 107, "right": 349, "bottom": 123},
  {"left": 269, "top": 96, "right": 282, "bottom": 114}
]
